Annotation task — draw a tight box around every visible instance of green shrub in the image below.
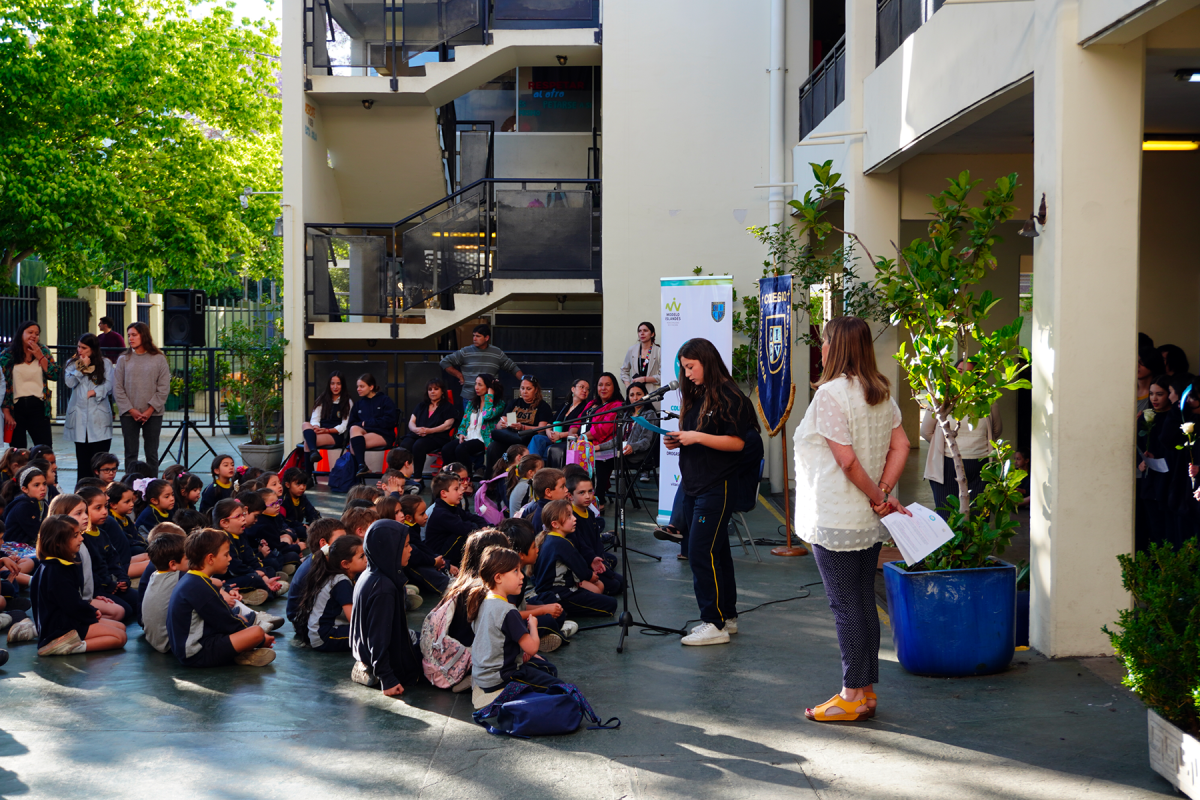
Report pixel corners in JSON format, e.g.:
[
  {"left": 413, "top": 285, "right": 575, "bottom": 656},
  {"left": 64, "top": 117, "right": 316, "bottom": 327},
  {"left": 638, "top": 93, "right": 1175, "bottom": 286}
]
[{"left": 1103, "top": 541, "right": 1200, "bottom": 736}]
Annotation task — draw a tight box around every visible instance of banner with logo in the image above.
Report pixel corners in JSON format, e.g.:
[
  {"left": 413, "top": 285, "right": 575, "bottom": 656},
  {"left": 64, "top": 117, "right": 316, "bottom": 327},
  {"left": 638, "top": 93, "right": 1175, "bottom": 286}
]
[
  {"left": 756, "top": 274, "right": 794, "bottom": 436},
  {"left": 658, "top": 276, "right": 734, "bottom": 524}
]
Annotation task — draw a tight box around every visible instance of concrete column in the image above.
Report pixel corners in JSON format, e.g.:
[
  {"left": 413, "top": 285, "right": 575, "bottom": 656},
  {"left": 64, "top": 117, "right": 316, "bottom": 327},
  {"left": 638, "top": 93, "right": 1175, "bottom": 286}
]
[
  {"left": 282, "top": 0, "right": 309, "bottom": 444},
  {"left": 1030, "top": 2, "right": 1144, "bottom": 656},
  {"left": 36, "top": 286, "right": 58, "bottom": 410},
  {"left": 147, "top": 293, "right": 164, "bottom": 346},
  {"left": 124, "top": 290, "right": 138, "bottom": 334},
  {"left": 77, "top": 286, "right": 105, "bottom": 334}
]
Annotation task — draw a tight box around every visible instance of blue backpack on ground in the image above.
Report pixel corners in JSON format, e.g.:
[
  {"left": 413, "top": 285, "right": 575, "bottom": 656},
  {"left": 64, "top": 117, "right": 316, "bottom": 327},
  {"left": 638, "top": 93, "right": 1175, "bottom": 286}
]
[
  {"left": 328, "top": 450, "right": 359, "bottom": 493},
  {"left": 472, "top": 682, "right": 620, "bottom": 738}
]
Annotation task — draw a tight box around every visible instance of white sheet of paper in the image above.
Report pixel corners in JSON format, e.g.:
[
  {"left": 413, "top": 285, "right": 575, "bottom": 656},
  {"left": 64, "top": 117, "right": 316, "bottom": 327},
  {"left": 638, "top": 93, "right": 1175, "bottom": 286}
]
[
  {"left": 879, "top": 503, "right": 956, "bottom": 565},
  {"left": 1144, "top": 457, "right": 1169, "bottom": 473}
]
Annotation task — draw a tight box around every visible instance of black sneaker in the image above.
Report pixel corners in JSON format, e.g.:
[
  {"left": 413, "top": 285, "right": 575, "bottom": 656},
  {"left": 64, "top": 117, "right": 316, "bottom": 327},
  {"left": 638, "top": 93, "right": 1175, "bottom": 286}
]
[
  {"left": 356, "top": 464, "right": 372, "bottom": 477},
  {"left": 653, "top": 525, "right": 683, "bottom": 543}
]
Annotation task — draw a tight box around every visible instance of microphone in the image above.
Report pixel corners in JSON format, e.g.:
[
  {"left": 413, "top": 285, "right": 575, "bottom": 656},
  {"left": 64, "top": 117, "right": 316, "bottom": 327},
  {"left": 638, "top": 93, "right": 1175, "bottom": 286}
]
[{"left": 643, "top": 379, "right": 679, "bottom": 401}]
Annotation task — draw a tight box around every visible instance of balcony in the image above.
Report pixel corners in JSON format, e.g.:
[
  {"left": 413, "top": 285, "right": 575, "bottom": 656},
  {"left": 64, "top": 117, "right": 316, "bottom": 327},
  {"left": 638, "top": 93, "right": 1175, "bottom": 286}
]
[
  {"left": 799, "top": 36, "right": 845, "bottom": 141},
  {"left": 876, "top": 0, "right": 946, "bottom": 66}
]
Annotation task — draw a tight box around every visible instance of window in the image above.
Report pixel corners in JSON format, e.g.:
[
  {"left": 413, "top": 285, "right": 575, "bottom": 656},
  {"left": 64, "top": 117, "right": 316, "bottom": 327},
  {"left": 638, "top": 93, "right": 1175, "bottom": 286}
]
[{"left": 517, "top": 66, "right": 597, "bottom": 132}]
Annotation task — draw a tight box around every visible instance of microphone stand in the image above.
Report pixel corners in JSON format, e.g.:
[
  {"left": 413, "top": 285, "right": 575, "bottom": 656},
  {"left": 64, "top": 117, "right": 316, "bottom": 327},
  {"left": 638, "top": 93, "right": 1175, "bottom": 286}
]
[{"left": 565, "top": 396, "right": 687, "bottom": 652}]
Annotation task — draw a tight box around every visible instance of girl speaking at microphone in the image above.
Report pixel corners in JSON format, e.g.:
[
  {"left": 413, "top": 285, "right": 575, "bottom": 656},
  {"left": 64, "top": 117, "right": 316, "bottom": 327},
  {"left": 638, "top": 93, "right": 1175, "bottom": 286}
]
[{"left": 663, "top": 337, "right": 758, "bottom": 647}]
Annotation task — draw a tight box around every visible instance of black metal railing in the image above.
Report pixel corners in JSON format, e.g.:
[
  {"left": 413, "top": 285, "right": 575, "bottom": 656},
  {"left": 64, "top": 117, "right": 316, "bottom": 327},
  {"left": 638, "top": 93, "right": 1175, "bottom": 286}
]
[
  {"left": 876, "top": 0, "right": 945, "bottom": 66},
  {"left": 105, "top": 290, "right": 127, "bottom": 332},
  {"left": 799, "top": 35, "right": 845, "bottom": 141},
  {"left": 57, "top": 297, "right": 91, "bottom": 348},
  {"left": 305, "top": 177, "right": 600, "bottom": 322},
  {"left": 0, "top": 288, "right": 40, "bottom": 345}
]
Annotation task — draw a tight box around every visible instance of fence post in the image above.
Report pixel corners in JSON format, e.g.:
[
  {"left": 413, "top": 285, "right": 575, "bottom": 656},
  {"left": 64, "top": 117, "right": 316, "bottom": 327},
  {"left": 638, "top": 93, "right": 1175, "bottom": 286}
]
[
  {"left": 78, "top": 286, "right": 105, "bottom": 334},
  {"left": 37, "top": 286, "right": 58, "bottom": 411},
  {"left": 124, "top": 290, "right": 138, "bottom": 333},
  {"left": 148, "top": 292, "right": 164, "bottom": 345}
]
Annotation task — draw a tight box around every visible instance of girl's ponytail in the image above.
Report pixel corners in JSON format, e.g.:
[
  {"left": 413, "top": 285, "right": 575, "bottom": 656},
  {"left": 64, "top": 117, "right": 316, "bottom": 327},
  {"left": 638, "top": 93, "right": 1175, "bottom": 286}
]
[{"left": 295, "top": 534, "right": 362, "bottom": 622}]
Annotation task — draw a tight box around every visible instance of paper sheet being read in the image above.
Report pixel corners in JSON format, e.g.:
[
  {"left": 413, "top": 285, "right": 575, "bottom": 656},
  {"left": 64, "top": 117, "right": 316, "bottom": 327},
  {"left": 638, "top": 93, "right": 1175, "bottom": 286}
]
[{"left": 880, "top": 503, "right": 955, "bottom": 565}]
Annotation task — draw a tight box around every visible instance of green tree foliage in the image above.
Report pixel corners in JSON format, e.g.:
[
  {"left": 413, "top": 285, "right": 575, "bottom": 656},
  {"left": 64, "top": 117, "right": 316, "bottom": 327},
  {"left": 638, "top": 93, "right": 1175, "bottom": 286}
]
[
  {"left": 218, "top": 316, "right": 288, "bottom": 445},
  {"left": 1104, "top": 541, "right": 1200, "bottom": 736},
  {"left": 0, "top": 0, "right": 281, "bottom": 293}
]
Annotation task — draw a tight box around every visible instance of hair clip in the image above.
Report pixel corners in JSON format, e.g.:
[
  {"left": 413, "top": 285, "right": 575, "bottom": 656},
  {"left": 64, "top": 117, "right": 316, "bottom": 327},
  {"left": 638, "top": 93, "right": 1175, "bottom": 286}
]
[
  {"left": 132, "top": 477, "right": 153, "bottom": 495},
  {"left": 321, "top": 543, "right": 331, "bottom": 556}
]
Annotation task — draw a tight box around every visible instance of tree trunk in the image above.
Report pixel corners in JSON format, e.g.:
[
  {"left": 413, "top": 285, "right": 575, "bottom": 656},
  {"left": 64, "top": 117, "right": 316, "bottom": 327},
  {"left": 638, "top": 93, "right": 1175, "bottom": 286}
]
[{"left": 937, "top": 411, "right": 971, "bottom": 518}]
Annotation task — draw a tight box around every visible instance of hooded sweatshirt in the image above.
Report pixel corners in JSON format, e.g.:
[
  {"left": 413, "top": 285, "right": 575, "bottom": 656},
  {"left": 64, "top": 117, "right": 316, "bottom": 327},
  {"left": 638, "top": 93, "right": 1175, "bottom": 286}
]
[{"left": 350, "top": 520, "right": 422, "bottom": 692}]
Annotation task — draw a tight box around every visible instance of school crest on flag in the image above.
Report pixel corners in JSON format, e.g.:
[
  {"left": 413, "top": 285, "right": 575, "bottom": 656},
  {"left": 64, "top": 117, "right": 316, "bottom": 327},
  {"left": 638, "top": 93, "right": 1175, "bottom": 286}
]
[
  {"left": 711, "top": 302, "right": 726, "bottom": 323},
  {"left": 756, "top": 275, "right": 794, "bottom": 436}
]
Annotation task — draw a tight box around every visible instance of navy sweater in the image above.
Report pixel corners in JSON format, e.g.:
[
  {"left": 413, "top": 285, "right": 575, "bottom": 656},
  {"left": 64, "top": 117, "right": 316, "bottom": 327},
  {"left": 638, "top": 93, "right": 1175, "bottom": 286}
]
[
  {"left": 346, "top": 392, "right": 400, "bottom": 436},
  {"left": 31, "top": 557, "right": 97, "bottom": 648},
  {"left": 199, "top": 480, "right": 236, "bottom": 514},
  {"left": 100, "top": 516, "right": 133, "bottom": 580},
  {"left": 81, "top": 528, "right": 122, "bottom": 597},
  {"left": 285, "top": 555, "right": 314, "bottom": 623},
  {"left": 135, "top": 505, "right": 173, "bottom": 537},
  {"left": 106, "top": 511, "right": 146, "bottom": 557},
  {"left": 531, "top": 532, "right": 594, "bottom": 600},
  {"left": 401, "top": 520, "right": 439, "bottom": 570},
  {"left": 568, "top": 506, "right": 605, "bottom": 565},
  {"left": 166, "top": 571, "right": 249, "bottom": 665},
  {"left": 423, "top": 499, "right": 487, "bottom": 568},
  {"left": 280, "top": 493, "right": 320, "bottom": 538},
  {"left": 4, "top": 494, "right": 45, "bottom": 546},
  {"left": 246, "top": 514, "right": 301, "bottom": 556}
]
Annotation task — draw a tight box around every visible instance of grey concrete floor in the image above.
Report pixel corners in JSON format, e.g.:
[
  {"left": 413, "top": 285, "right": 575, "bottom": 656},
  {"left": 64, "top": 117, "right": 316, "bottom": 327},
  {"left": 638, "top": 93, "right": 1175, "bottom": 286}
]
[{"left": 0, "top": 434, "right": 1170, "bottom": 799}]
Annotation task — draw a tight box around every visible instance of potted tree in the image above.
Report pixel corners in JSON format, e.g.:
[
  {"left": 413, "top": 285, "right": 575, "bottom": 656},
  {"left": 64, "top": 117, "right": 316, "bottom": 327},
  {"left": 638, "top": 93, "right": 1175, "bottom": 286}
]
[
  {"left": 1104, "top": 542, "right": 1200, "bottom": 797},
  {"left": 218, "top": 318, "right": 289, "bottom": 470},
  {"left": 873, "top": 171, "right": 1031, "bottom": 677}
]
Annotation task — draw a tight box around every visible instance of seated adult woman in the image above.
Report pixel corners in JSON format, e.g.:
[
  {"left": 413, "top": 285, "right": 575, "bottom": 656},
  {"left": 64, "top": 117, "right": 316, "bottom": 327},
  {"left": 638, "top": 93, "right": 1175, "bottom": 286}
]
[
  {"left": 486, "top": 376, "right": 555, "bottom": 470},
  {"left": 398, "top": 378, "right": 459, "bottom": 475},
  {"left": 587, "top": 372, "right": 625, "bottom": 510},
  {"left": 621, "top": 383, "right": 660, "bottom": 467},
  {"left": 302, "top": 370, "right": 353, "bottom": 469},
  {"left": 619, "top": 321, "right": 661, "bottom": 395},
  {"left": 443, "top": 374, "right": 504, "bottom": 469},
  {"left": 346, "top": 373, "right": 400, "bottom": 476},
  {"left": 529, "top": 378, "right": 591, "bottom": 468}
]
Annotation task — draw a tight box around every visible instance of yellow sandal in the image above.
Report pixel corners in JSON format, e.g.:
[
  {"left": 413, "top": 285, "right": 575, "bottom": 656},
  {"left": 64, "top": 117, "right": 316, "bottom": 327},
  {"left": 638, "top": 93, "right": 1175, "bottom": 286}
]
[
  {"left": 804, "top": 693, "right": 871, "bottom": 722},
  {"left": 862, "top": 690, "right": 877, "bottom": 719}
]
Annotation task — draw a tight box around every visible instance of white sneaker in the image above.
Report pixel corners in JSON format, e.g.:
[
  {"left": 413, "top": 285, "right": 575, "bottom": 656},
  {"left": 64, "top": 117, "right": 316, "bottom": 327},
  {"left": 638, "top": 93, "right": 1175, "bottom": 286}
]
[
  {"left": 0, "top": 612, "right": 11, "bottom": 631},
  {"left": 351, "top": 661, "right": 379, "bottom": 687},
  {"left": 37, "top": 630, "right": 86, "bottom": 656},
  {"left": 681, "top": 622, "right": 730, "bottom": 646},
  {"left": 255, "top": 612, "right": 285, "bottom": 632},
  {"left": 405, "top": 584, "right": 419, "bottom": 597},
  {"left": 451, "top": 674, "right": 473, "bottom": 693},
  {"left": 725, "top": 618, "right": 738, "bottom": 634},
  {"left": 406, "top": 593, "right": 422, "bottom": 611},
  {"left": 538, "top": 632, "right": 563, "bottom": 652},
  {"left": 561, "top": 620, "right": 579, "bottom": 638},
  {"left": 7, "top": 618, "right": 36, "bottom": 643}
]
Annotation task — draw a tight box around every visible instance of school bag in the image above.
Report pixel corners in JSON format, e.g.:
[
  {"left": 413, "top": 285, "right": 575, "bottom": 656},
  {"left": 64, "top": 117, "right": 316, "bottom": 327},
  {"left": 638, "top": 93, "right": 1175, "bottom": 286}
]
[
  {"left": 472, "top": 681, "right": 620, "bottom": 738},
  {"left": 278, "top": 445, "right": 306, "bottom": 476},
  {"left": 473, "top": 473, "right": 508, "bottom": 525},
  {"left": 419, "top": 598, "right": 471, "bottom": 688},
  {"left": 328, "top": 450, "right": 359, "bottom": 493},
  {"left": 565, "top": 434, "right": 595, "bottom": 477},
  {"left": 730, "top": 426, "right": 765, "bottom": 513}
]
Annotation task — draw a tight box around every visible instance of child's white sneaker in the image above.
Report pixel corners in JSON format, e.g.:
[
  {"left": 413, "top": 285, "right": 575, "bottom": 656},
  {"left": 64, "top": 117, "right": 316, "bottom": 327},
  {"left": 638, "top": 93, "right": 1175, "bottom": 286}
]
[
  {"left": 472, "top": 684, "right": 502, "bottom": 710},
  {"left": 538, "top": 632, "right": 563, "bottom": 653},
  {"left": 405, "top": 584, "right": 419, "bottom": 596},
  {"left": 7, "top": 618, "right": 36, "bottom": 643},
  {"left": 351, "top": 661, "right": 379, "bottom": 687},
  {"left": 725, "top": 618, "right": 738, "bottom": 634},
  {"left": 241, "top": 589, "right": 269, "bottom": 607},
  {"left": 255, "top": 612, "right": 285, "bottom": 632},
  {"left": 233, "top": 648, "right": 276, "bottom": 667},
  {"left": 451, "top": 675, "right": 473, "bottom": 693},
  {"left": 0, "top": 612, "right": 12, "bottom": 632},
  {"left": 680, "top": 622, "right": 730, "bottom": 646},
  {"left": 37, "top": 630, "right": 86, "bottom": 656},
  {"left": 406, "top": 592, "right": 422, "bottom": 611},
  {"left": 561, "top": 620, "right": 579, "bottom": 638}
]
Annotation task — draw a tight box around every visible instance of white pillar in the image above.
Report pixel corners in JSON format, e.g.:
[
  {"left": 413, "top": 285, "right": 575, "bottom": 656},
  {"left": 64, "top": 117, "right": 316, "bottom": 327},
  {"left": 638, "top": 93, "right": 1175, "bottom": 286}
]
[
  {"left": 282, "top": 0, "right": 309, "bottom": 446},
  {"left": 124, "top": 289, "right": 138, "bottom": 335},
  {"left": 766, "top": 0, "right": 787, "bottom": 493},
  {"left": 37, "top": 286, "right": 58, "bottom": 410},
  {"left": 1030, "top": 2, "right": 1144, "bottom": 656},
  {"left": 77, "top": 286, "right": 105, "bottom": 334},
  {"left": 147, "top": 292, "right": 164, "bottom": 347}
]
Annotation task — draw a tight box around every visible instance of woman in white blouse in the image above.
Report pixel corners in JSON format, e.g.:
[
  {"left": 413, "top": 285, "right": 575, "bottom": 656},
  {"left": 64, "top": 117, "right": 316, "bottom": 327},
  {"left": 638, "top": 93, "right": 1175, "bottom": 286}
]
[
  {"left": 793, "top": 316, "right": 910, "bottom": 723},
  {"left": 302, "top": 371, "right": 353, "bottom": 468}
]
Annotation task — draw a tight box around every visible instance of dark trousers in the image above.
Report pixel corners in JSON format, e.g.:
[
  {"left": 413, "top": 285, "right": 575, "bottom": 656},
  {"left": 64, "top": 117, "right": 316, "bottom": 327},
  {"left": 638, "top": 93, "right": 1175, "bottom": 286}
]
[
  {"left": 487, "top": 658, "right": 563, "bottom": 693},
  {"left": 486, "top": 428, "right": 534, "bottom": 471},
  {"left": 678, "top": 480, "right": 738, "bottom": 626},
  {"left": 74, "top": 439, "right": 113, "bottom": 480},
  {"left": 595, "top": 457, "right": 615, "bottom": 504},
  {"left": 11, "top": 396, "right": 52, "bottom": 449},
  {"left": 558, "top": 587, "right": 616, "bottom": 617},
  {"left": 929, "top": 456, "right": 984, "bottom": 518},
  {"left": 811, "top": 541, "right": 882, "bottom": 689},
  {"left": 120, "top": 413, "right": 163, "bottom": 474},
  {"left": 399, "top": 433, "right": 451, "bottom": 471},
  {"left": 405, "top": 565, "right": 449, "bottom": 594},
  {"left": 442, "top": 438, "right": 486, "bottom": 469}
]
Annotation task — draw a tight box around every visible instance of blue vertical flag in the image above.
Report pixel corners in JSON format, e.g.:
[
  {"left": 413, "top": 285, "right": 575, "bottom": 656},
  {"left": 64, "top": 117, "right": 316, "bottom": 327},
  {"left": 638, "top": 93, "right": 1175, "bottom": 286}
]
[{"left": 756, "top": 275, "right": 795, "bottom": 436}]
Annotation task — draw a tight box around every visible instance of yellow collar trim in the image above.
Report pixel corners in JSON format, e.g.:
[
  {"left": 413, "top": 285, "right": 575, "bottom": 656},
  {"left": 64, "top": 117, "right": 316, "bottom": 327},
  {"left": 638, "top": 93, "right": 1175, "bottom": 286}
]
[
  {"left": 486, "top": 592, "right": 508, "bottom": 602},
  {"left": 216, "top": 479, "right": 232, "bottom": 489},
  {"left": 112, "top": 511, "right": 129, "bottom": 524},
  {"left": 46, "top": 557, "right": 75, "bottom": 566}
]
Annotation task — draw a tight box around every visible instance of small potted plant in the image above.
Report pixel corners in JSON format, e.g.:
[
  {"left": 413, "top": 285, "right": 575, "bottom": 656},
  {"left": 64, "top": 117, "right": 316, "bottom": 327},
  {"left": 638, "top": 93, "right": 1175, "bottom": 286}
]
[
  {"left": 218, "top": 318, "right": 289, "bottom": 469},
  {"left": 1104, "top": 542, "right": 1200, "bottom": 797},
  {"left": 873, "top": 171, "right": 1031, "bottom": 677}
]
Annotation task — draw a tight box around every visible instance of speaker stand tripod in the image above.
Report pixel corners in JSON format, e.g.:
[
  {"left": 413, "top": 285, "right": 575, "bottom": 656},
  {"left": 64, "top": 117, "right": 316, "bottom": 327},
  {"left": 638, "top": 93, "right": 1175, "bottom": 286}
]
[{"left": 159, "top": 345, "right": 219, "bottom": 470}]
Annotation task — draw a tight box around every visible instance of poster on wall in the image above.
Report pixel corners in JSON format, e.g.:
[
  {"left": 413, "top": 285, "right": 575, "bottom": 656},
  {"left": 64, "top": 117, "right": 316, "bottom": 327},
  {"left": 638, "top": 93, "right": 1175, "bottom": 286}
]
[{"left": 658, "top": 276, "right": 735, "bottom": 524}]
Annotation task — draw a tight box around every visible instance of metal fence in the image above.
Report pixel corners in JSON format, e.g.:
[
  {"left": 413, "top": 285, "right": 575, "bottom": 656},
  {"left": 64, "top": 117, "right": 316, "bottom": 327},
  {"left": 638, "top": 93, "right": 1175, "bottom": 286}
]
[
  {"left": 202, "top": 300, "right": 281, "bottom": 348},
  {"left": 105, "top": 290, "right": 127, "bottom": 332},
  {"left": 876, "top": 0, "right": 945, "bottom": 66},
  {"left": 0, "top": 288, "right": 40, "bottom": 347},
  {"left": 57, "top": 297, "right": 91, "bottom": 348},
  {"left": 799, "top": 35, "right": 846, "bottom": 141}
]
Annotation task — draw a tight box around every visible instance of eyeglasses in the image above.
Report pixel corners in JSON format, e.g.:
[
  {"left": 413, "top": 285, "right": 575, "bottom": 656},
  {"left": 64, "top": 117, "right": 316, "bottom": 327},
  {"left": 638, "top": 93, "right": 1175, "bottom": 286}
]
[{"left": 97, "top": 467, "right": 117, "bottom": 475}]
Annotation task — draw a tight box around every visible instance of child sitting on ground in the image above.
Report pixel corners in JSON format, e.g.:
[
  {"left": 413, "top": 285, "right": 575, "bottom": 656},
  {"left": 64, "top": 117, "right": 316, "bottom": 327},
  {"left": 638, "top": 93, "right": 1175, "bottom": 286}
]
[
  {"left": 498, "top": 517, "right": 574, "bottom": 651},
  {"left": 349, "top": 520, "right": 422, "bottom": 696},
  {"left": 140, "top": 530, "right": 188, "bottom": 653},
  {"left": 344, "top": 485, "right": 384, "bottom": 513},
  {"left": 341, "top": 506, "right": 379, "bottom": 539},
  {"left": 30, "top": 515, "right": 128, "bottom": 656},
  {"left": 279, "top": 467, "right": 320, "bottom": 539},
  {"left": 521, "top": 468, "right": 567, "bottom": 533},
  {"left": 200, "top": 455, "right": 238, "bottom": 513},
  {"left": 78, "top": 486, "right": 138, "bottom": 618},
  {"left": 567, "top": 473, "right": 623, "bottom": 596},
  {"left": 424, "top": 471, "right": 488, "bottom": 569},
  {"left": 245, "top": 487, "right": 303, "bottom": 572},
  {"left": 507, "top": 454, "right": 543, "bottom": 517},
  {"left": 134, "top": 479, "right": 175, "bottom": 536},
  {"left": 166, "top": 528, "right": 275, "bottom": 667},
  {"left": 432, "top": 528, "right": 510, "bottom": 652},
  {"left": 468, "top": 545, "right": 565, "bottom": 710},
  {"left": 172, "top": 471, "right": 204, "bottom": 513},
  {"left": 286, "top": 517, "right": 347, "bottom": 624},
  {"left": 50, "top": 494, "right": 127, "bottom": 623},
  {"left": 294, "top": 534, "right": 365, "bottom": 651},
  {"left": 104, "top": 482, "right": 149, "bottom": 562},
  {"left": 390, "top": 494, "right": 457, "bottom": 595},
  {"left": 212, "top": 498, "right": 286, "bottom": 604},
  {"left": 531, "top": 498, "right": 615, "bottom": 618},
  {"left": 4, "top": 466, "right": 47, "bottom": 545}
]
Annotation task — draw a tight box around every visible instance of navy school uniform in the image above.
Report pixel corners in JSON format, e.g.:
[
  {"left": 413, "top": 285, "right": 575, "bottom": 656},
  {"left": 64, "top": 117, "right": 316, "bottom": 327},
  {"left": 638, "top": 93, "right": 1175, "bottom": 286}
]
[
  {"left": 81, "top": 527, "right": 135, "bottom": 620},
  {"left": 401, "top": 519, "right": 450, "bottom": 595},
  {"left": 280, "top": 493, "right": 320, "bottom": 539},
  {"left": 31, "top": 557, "right": 97, "bottom": 649},
  {"left": 423, "top": 498, "right": 487, "bottom": 568},
  {"left": 530, "top": 531, "right": 616, "bottom": 617},
  {"left": 350, "top": 521, "right": 422, "bottom": 691},
  {"left": 106, "top": 511, "right": 146, "bottom": 557},
  {"left": 569, "top": 506, "right": 624, "bottom": 596},
  {"left": 527, "top": 498, "right": 550, "bottom": 535},
  {"left": 507, "top": 587, "right": 564, "bottom": 641},
  {"left": 216, "top": 532, "right": 270, "bottom": 592},
  {"left": 246, "top": 513, "right": 302, "bottom": 568},
  {"left": 296, "top": 574, "right": 353, "bottom": 652},
  {"left": 135, "top": 505, "right": 173, "bottom": 539},
  {"left": 285, "top": 555, "right": 313, "bottom": 623},
  {"left": 101, "top": 515, "right": 134, "bottom": 579},
  {"left": 3, "top": 494, "right": 45, "bottom": 546},
  {"left": 199, "top": 480, "right": 236, "bottom": 514},
  {"left": 0, "top": 571, "right": 28, "bottom": 625},
  {"left": 346, "top": 392, "right": 400, "bottom": 443},
  {"left": 166, "top": 570, "right": 251, "bottom": 667}
]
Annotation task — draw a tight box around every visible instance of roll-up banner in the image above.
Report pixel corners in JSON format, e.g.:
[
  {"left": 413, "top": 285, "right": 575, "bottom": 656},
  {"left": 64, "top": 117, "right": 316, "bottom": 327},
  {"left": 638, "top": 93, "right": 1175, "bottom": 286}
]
[{"left": 658, "top": 276, "right": 734, "bottom": 524}]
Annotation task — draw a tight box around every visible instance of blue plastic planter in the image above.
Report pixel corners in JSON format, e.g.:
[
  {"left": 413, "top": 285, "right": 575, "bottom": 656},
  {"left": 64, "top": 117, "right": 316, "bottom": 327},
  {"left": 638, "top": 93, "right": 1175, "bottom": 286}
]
[{"left": 883, "top": 559, "right": 1017, "bottom": 677}]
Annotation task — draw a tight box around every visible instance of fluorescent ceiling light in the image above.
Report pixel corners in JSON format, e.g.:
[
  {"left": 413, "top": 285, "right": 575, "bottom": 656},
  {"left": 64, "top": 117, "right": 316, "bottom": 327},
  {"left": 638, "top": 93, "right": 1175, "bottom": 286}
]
[
  {"left": 1175, "top": 69, "right": 1200, "bottom": 82},
  {"left": 1143, "top": 141, "right": 1199, "bottom": 151}
]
